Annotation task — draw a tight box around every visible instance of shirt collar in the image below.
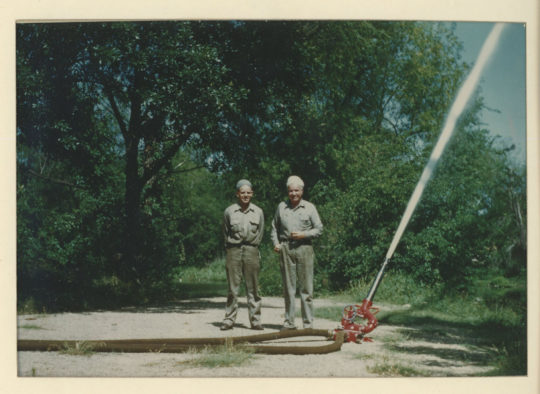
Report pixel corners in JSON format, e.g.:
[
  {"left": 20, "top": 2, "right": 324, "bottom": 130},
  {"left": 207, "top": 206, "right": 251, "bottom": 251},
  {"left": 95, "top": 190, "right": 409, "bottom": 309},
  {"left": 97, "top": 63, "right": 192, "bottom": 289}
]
[
  {"left": 287, "top": 199, "right": 305, "bottom": 209},
  {"left": 234, "top": 203, "right": 253, "bottom": 212}
]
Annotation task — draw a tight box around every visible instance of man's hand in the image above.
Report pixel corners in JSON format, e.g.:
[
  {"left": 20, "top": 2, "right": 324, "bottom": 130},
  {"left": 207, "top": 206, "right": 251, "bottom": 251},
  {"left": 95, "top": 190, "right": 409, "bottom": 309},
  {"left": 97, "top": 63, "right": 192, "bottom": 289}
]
[
  {"left": 290, "top": 231, "right": 305, "bottom": 240},
  {"left": 274, "top": 244, "right": 282, "bottom": 253}
]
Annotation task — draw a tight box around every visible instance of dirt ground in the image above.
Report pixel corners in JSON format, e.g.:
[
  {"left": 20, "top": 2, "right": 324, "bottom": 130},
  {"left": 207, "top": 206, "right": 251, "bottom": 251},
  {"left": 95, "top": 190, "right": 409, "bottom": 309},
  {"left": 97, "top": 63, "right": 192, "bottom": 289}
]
[{"left": 17, "top": 296, "right": 495, "bottom": 377}]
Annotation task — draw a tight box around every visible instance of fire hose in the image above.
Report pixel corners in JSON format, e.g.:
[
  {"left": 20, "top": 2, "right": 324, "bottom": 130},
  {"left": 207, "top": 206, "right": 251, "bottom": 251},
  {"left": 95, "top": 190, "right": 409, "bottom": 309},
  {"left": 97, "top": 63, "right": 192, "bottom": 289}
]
[{"left": 18, "top": 328, "right": 344, "bottom": 355}]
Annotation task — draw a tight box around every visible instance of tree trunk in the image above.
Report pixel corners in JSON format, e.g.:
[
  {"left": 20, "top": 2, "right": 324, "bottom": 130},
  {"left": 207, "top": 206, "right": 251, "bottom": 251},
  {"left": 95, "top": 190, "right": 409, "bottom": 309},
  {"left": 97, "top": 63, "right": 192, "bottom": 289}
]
[{"left": 124, "top": 135, "right": 143, "bottom": 280}]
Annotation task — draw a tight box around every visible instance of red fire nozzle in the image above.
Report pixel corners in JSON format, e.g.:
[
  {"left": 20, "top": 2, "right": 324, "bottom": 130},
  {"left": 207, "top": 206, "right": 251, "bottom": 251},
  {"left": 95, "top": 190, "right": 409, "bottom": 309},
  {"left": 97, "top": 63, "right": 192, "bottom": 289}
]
[{"left": 334, "top": 299, "right": 380, "bottom": 343}]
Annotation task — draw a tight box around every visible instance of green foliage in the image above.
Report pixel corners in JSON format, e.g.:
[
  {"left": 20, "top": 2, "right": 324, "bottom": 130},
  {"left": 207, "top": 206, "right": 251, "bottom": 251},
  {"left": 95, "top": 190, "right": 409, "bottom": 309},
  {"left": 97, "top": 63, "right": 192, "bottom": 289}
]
[
  {"left": 311, "top": 66, "right": 525, "bottom": 291},
  {"left": 487, "top": 337, "right": 527, "bottom": 376},
  {"left": 176, "top": 258, "right": 227, "bottom": 283},
  {"left": 161, "top": 151, "right": 229, "bottom": 267},
  {"left": 258, "top": 245, "right": 283, "bottom": 296},
  {"left": 350, "top": 270, "right": 442, "bottom": 306},
  {"left": 16, "top": 20, "right": 525, "bottom": 313}
]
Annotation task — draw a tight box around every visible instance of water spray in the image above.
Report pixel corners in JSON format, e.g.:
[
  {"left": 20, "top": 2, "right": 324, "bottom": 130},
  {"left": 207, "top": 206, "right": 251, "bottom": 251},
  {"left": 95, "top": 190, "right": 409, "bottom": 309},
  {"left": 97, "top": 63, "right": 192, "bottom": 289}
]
[{"left": 337, "top": 23, "right": 507, "bottom": 343}]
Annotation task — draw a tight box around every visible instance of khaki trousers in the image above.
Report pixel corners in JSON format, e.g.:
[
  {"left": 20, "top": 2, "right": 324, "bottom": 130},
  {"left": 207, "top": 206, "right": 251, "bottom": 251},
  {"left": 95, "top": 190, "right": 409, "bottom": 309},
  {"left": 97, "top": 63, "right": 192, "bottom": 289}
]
[
  {"left": 279, "top": 243, "right": 314, "bottom": 329},
  {"left": 223, "top": 245, "right": 261, "bottom": 326}
]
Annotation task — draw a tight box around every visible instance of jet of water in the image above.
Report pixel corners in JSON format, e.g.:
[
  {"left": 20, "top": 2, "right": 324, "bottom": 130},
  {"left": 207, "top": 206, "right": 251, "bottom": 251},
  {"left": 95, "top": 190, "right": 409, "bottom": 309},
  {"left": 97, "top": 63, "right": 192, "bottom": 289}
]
[
  {"left": 363, "top": 23, "right": 507, "bottom": 303},
  {"left": 384, "top": 23, "right": 507, "bottom": 262}
]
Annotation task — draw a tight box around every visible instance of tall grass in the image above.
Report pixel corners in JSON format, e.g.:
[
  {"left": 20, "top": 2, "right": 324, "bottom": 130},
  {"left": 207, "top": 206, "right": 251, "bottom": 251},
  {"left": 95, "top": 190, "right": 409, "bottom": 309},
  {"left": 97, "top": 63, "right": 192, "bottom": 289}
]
[
  {"left": 172, "top": 257, "right": 228, "bottom": 298},
  {"left": 176, "top": 257, "right": 227, "bottom": 283},
  {"left": 258, "top": 246, "right": 283, "bottom": 296},
  {"left": 177, "top": 248, "right": 285, "bottom": 297}
]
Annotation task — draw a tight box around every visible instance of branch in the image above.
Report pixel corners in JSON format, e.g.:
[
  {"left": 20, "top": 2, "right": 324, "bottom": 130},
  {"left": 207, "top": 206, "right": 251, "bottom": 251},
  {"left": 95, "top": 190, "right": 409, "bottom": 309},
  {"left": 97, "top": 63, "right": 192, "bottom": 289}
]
[
  {"left": 383, "top": 116, "right": 400, "bottom": 136},
  {"left": 104, "top": 87, "right": 128, "bottom": 139},
  {"left": 141, "top": 136, "right": 189, "bottom": 185},
  {"left": 173, "top": 165, "right": 205, "bottom": 174},
  {"left": 23, "top": 167, "right": 87, "bottom": 190},
  {"left": 161, "top": 133, "right": 190, "bottom": 143}
]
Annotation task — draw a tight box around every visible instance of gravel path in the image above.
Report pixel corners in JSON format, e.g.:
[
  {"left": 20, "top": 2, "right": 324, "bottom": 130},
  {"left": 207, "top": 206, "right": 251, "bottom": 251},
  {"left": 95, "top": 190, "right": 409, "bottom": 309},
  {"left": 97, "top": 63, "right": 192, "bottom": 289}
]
[{"left": 17, "top": 296, "right": 494, "bottom": 377}]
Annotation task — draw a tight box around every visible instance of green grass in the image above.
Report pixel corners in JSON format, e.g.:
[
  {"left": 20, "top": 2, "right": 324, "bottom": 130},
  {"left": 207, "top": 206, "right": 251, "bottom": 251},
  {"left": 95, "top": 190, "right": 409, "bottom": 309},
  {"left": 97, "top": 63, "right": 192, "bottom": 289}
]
[
  {"left": 173, "top": 258, "right": 229, "bottom": 298},
  {"left": 367, "top": 360, "right": 426, "bottom": 377},
  {"left": 19, "top": 324, "right": 45, "bottom": 330},
  {"left": 177, "top": 257, "right": 227, "bottom": 283},
  {"left": 177, "top": 342, "right": 255, "bottom": 368},
  {"left": 176, "top": 251, "right": 285, "bottom": 298},
  {"left": 313, "top": 306, "right": 343, "bottom": 321},
  {"left": 59, "top": 341, "right": 97, "bottom": 356}
]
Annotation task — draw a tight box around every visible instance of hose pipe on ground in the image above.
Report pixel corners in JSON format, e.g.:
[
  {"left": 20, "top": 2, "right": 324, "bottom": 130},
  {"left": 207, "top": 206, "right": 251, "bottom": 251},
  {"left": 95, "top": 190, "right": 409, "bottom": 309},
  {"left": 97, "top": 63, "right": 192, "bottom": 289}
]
[{"left": 18, "top": 328, "right": 345, "bottom": 355}]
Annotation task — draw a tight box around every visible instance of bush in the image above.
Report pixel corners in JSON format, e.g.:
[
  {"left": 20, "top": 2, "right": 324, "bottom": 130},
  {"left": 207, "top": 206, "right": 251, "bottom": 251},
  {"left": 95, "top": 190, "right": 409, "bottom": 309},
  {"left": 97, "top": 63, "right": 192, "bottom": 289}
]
[{"left": 258, "top": 245, "right": 283, "bottom": 296}]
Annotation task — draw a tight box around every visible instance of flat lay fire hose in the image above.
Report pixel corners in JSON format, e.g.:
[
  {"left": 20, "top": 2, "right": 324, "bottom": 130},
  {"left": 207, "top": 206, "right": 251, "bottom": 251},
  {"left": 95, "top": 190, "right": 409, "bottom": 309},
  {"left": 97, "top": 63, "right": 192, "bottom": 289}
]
[{"left": 18, "top": 328, "right": 345, "bottom": 355}]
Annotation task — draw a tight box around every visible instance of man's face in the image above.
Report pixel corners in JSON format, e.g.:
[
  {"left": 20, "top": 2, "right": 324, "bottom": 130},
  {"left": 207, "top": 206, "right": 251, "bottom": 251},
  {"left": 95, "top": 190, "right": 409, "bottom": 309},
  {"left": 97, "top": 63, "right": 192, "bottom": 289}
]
[
  {"left": 287, "top": 185, "right": 303, "bottom": 205},
  {"left": 236, "top": 185, "right": 253, "bottom": 206}
]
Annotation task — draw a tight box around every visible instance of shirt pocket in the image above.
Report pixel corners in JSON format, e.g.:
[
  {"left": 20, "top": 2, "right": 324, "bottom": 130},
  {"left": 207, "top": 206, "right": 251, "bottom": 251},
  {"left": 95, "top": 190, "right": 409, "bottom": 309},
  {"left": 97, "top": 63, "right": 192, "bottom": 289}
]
[
  {"left": 299, "top": 216, "right": 311, "bottom": 230},
  {"left": 249, "top": 218, "right": 260, "bottom": 233},
  {"left": 230, "top": 218, "right": 242, "bottom": 233}
]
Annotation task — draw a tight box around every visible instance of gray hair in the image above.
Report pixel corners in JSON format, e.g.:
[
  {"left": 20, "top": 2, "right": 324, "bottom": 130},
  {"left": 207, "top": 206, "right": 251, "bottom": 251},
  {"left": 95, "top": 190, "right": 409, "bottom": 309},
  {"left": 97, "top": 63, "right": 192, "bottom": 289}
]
[
  {"left": 286, "top": 175, "right": 304, "bottom": 189},
  {"left": 236, "top": 179, "right": 253, "bottom": 190}
]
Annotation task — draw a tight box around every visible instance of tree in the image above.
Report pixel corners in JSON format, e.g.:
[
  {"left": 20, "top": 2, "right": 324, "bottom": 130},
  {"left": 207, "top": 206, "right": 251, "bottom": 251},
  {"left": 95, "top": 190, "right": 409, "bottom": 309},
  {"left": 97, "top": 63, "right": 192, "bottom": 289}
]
[
  {"left": 18, "top": 22, "right": 246, "bottom": 281},
  {"left": 17, "top": 24, "right": 126, "bottom": 309},
  {"left": 17, "top": 20, "right": 525, "bottom": 308}
]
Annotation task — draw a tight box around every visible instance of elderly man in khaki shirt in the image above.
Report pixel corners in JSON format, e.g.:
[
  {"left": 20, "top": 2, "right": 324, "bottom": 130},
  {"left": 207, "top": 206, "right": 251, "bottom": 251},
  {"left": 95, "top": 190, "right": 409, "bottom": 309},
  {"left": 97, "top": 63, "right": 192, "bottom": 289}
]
[
  {"left": 221, "top": 179, "right": 264, "bottom": 331},
  {"left": 271, "top": 175, "right": 323, "bottom": 330}
]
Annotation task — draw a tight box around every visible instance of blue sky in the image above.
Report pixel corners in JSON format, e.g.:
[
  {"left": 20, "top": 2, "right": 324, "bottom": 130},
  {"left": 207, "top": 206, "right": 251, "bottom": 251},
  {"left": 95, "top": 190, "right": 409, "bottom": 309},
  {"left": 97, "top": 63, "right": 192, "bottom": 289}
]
[{"left": 453, "top": 22, "right": 526, "bottom": 165}]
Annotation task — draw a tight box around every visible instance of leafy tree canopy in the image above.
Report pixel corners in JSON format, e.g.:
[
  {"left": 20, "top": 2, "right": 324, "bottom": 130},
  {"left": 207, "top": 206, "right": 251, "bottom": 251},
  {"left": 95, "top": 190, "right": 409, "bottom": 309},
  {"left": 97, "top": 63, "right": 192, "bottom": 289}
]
[{"left": 17, "top": 21, "right": 525, "bottom": 309}]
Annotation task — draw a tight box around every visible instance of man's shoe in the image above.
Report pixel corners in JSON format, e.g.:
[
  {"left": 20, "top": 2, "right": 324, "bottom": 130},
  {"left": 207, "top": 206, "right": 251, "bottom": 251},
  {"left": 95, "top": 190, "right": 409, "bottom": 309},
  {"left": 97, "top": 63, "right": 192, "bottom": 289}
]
[
  {"left": 220, "top": 322, "right": 233, "bottom": 331},
  {"left": 251, "top": 325, "right": 264, "bottom": 331}
]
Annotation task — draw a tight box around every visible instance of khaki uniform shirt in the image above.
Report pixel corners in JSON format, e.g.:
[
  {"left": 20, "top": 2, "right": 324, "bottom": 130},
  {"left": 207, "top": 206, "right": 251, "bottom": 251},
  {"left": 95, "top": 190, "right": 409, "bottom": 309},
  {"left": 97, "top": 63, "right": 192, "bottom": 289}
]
[
  {"left": 270, "top": 199, "right": 323, "bottom": 246},
  {"left": 223, "top": 203, "right": 264, "bottom": 247}
]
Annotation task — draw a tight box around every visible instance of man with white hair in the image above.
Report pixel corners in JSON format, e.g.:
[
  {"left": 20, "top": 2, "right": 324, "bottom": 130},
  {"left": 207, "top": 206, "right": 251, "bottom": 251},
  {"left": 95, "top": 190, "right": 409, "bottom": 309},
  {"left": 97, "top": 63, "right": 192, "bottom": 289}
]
[
  {"left": 221, "top": 179, "right": 264, "bottom": 331},
  {"left": 271, "top": 175, "right": 323, "bottom": 330}
]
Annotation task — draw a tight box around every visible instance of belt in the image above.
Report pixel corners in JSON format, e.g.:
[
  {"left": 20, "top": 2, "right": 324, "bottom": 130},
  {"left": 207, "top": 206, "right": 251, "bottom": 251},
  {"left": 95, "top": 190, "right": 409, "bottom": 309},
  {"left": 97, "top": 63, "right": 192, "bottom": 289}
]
[
  {"left": 227, "top": 242, "right": 258, "bottom": 248},
  {"left": 280, "top": 239, "right": 312, "bottom": 247}
]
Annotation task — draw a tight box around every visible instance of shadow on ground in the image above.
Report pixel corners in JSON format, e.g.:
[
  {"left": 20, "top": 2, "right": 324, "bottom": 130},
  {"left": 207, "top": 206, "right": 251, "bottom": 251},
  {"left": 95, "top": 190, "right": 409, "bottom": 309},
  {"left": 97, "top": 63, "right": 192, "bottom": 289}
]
[{"left": 375, "top": 307, "right": 526, "bottom": 376}]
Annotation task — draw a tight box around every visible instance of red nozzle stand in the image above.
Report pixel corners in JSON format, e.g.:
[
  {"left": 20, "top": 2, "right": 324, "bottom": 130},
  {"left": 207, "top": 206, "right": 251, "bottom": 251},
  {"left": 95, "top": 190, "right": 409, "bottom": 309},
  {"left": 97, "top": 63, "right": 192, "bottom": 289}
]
[
  {"left": 358, "top": 298, "right": 378, "bottom": 335},
  {"left": 334, "top": 299, "right": 379, "bottom": 343},
  {"left": 334, "top": 257, "right": 386, "bottom": 343}
]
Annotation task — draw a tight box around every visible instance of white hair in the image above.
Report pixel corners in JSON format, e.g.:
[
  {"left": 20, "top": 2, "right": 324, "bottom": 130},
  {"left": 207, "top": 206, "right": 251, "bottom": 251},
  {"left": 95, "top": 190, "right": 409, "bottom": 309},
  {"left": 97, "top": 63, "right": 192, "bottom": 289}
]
[{"left": 286, "top": 175, "right": 304, "bottom": 189}]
